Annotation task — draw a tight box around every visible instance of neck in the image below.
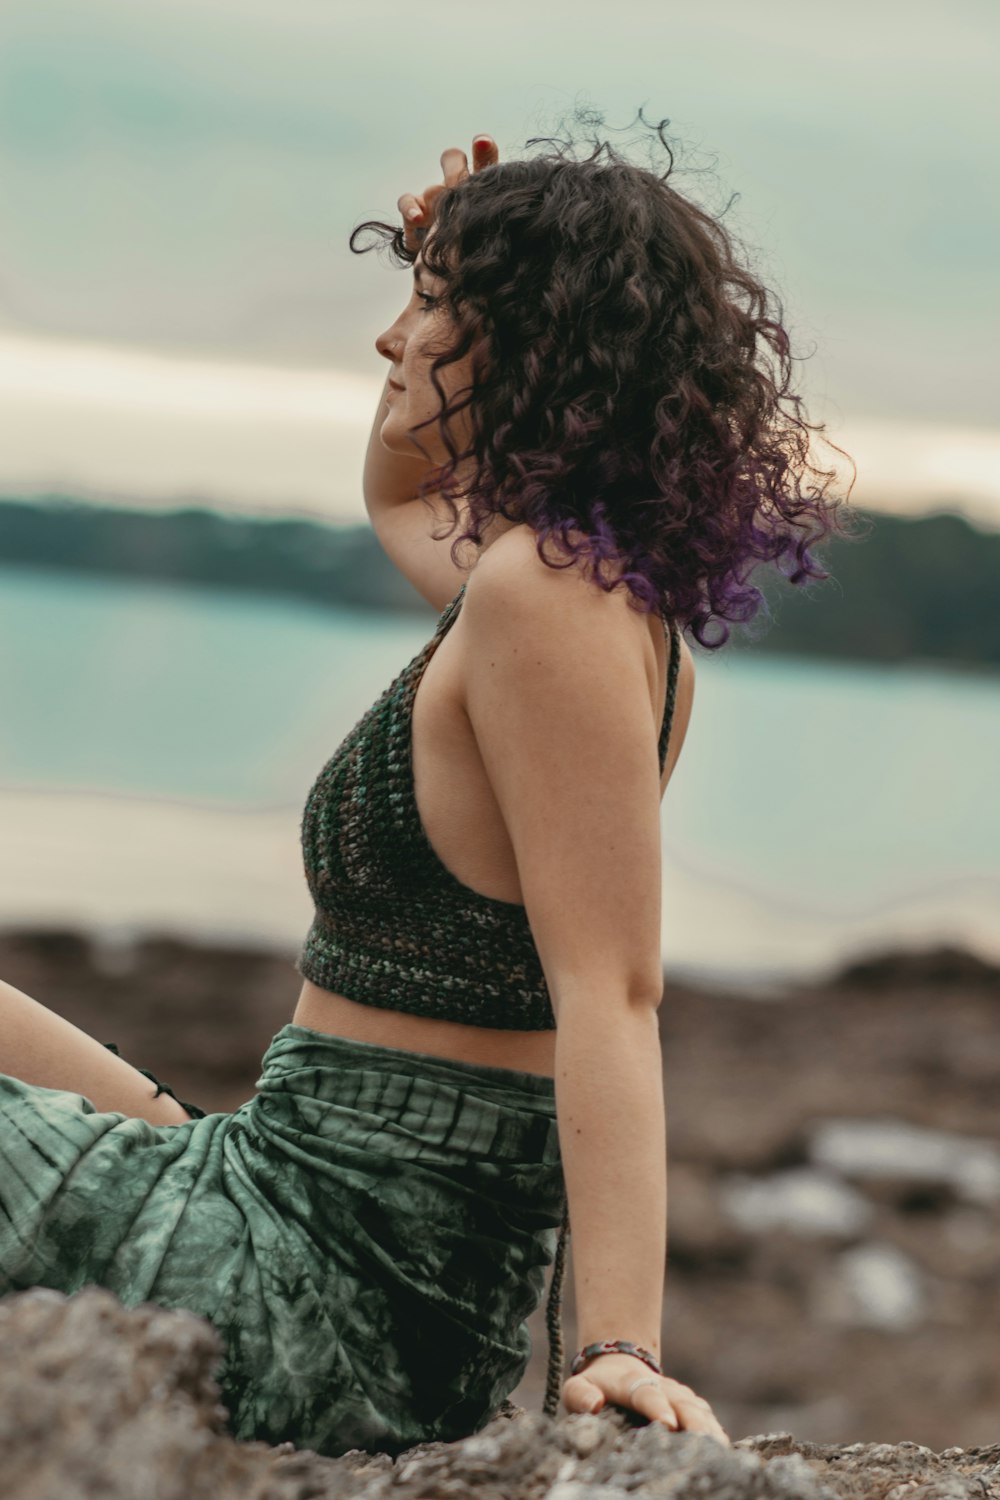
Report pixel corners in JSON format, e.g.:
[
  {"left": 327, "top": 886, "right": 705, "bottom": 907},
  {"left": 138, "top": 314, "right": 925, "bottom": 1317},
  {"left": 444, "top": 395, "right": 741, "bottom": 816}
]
[{"left": 477, "top": 513, "right": 524, "bottom": 552}]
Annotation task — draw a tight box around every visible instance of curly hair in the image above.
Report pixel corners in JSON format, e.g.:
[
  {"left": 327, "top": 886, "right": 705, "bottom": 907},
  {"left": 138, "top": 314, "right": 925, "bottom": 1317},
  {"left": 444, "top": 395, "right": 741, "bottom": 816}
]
[{"left": 351, "top": 107, "right": 866, "bottom": 650}]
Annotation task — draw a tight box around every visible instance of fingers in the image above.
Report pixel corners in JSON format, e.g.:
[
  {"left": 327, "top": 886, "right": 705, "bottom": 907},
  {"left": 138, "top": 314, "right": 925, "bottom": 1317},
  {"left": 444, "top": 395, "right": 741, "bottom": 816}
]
[
  {"left": 561, "top": 1372, "right": 731, "bottom": 1446},
  {"left": 563, "top": 1371, "right": 677, "bottom": 1424},
  {"left": 650, "top": 1382, "right": 732, "bottom": 1447},
  {"left": 396, "top": 190, "right": 425, "bottom": 251},
  {"left": 441, "top": 136, "right": 499, "bottom": 183},
  {"left": 398, "top": 136, "right": 498, "bottom": 251},
  {"left": 560, "top": 1372, "right": 611, "bottom": 1417},
  {"left": 397, "top": 184, "right": 443, "bottom": 252},
  {"left": 440, "top": 145, "right": 469, "bottom": 187},
  {"left": 472, "top": 134, "right": 499, "bottom": 170},
  {"left": 623, "top": 1377, "right": 680, "bottom": 1431}
]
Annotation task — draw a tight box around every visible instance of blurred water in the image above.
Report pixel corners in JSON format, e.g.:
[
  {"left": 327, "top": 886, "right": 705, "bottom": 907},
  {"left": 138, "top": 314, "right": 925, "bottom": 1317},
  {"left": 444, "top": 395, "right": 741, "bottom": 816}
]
[
  {"left": 2, "top": 566, "right": 998, "bottom": 985},
  {"left": 0, "top": 565, "right": 427, "bottom": 804}
]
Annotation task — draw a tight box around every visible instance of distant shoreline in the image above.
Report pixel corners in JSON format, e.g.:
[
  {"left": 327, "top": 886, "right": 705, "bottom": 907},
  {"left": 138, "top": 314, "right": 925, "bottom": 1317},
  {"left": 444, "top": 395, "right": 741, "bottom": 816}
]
[{"left": 2, "top": 493, "right": 999, "bottom": 671}]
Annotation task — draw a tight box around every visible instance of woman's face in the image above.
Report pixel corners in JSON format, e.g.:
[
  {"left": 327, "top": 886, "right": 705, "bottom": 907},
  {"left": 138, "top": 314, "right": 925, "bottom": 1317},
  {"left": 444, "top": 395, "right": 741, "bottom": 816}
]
[{"left": 374, "top": 232, "right": 476, "bottom": 466}]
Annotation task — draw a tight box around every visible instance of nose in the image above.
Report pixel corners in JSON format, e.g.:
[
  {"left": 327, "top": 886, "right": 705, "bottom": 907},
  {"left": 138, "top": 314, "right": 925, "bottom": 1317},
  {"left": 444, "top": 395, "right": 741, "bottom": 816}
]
[{"left": 375, "top": 323, "right": 402, "bottom": 364}]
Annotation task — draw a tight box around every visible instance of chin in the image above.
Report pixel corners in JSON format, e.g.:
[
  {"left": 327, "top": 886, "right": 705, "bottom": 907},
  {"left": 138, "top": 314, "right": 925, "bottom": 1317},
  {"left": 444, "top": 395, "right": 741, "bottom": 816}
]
[{"left": 379, "top": 412, "right": 407, "bottom": 448}]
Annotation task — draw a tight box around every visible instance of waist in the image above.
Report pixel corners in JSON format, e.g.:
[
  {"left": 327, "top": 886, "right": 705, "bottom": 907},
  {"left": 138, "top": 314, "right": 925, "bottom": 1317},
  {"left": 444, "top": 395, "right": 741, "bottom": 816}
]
[
  {"left": 297, "top": 908, "right": 557, "bottom": 1033},
  {"left": 292, "top": 980, "right": 557, "bottom": 1079}
]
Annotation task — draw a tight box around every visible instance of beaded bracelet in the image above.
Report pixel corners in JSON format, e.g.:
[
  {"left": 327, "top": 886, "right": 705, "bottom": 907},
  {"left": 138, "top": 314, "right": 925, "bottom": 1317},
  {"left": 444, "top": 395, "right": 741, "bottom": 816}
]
[{"left": 570, "top": 1341, "right": 662, "bottom": 1378}]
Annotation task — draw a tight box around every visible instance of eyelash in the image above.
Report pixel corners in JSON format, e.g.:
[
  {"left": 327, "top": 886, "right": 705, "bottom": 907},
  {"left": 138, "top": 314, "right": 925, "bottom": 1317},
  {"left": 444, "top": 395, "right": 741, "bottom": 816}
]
[{"left": 416, "top": 291, "right": 438, "bottom": 312}]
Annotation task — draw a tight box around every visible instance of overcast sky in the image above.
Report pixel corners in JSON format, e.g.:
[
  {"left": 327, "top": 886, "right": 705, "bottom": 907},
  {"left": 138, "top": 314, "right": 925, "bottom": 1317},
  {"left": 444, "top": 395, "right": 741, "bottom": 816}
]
[{"left": 0, "top": 0, "right": 996, "bottom": 528}]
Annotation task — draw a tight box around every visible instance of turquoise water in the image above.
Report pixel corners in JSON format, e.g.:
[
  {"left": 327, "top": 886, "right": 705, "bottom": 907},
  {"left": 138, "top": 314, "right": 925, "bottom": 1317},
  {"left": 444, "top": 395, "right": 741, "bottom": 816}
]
[
  {"left": 0, "top": 566, "right": 433, "bottom": 806},
  {"left": 3, "top": 565, "right": 998, "bottom": 939}
]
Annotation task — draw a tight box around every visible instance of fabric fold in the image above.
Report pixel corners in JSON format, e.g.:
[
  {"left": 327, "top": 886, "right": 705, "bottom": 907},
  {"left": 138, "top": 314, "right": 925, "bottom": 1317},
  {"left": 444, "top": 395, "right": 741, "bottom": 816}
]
[{"left": 0, "top": 1022, "right": 565, "bottom": 1457}]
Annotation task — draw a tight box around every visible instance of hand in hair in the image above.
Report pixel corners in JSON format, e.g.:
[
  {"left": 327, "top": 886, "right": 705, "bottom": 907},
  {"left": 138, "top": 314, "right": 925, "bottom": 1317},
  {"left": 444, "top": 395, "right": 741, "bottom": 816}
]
[{"left": 397, "top": 135, "right": 499, "bottom": 251}]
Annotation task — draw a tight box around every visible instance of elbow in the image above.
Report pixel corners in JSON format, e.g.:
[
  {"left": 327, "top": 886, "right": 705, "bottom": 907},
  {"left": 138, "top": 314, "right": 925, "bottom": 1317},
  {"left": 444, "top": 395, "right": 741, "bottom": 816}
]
[
  {"left": 551, "top": 969, "right": 665, "bottom": 1024},
  {"left": 624, "top": 971, "right": 665, "bottom": 1012}
]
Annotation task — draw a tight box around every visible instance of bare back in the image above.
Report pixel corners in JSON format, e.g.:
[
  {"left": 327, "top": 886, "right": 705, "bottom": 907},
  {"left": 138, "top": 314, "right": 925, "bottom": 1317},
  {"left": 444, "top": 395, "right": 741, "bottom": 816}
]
[{"left": 293, "top": 535, "right": 695, "bottom": 1075}]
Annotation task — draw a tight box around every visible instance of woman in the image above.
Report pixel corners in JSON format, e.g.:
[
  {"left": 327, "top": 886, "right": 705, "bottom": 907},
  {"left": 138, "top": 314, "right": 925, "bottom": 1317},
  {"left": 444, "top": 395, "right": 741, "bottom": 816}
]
[{"left": 0, "top": 118, "right": 857, "bottom": 1457}]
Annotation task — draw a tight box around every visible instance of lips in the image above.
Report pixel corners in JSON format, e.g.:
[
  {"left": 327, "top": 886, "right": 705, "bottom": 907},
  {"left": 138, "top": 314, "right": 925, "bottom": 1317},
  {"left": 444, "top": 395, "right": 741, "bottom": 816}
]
[{"left": 388, "top": 378, "right": 405, "bottom": 391}]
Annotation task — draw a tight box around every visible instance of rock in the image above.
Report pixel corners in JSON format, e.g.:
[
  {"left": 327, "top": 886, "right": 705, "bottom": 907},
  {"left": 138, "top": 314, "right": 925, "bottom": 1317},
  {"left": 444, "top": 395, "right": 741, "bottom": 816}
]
[
  {"left": 717, "top": 1167, "right": 875, "bottom": 1238},
  {"left": 0, "top": 1287, "right": 255, "bottom": 1500},
  {"left": 808, "top": 1119, "right": 1000, "bottom": 1208},
  {"left": 1, "top": 1289, "right": 998, "bottom": 1500},
  {"left": 833, "top": 944, "right": 1000, "bottom": 993},
  {"left": 811, "top": 1242, "right": 926, "bottom": 1330}
]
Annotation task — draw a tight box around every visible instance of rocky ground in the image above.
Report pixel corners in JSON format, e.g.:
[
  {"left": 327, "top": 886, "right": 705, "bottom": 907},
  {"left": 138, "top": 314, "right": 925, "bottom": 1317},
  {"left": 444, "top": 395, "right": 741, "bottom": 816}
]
[
  {"left": 2, "top": 1287, "right": 998, "bottom": 1500},
  {"left": 1, "top": 926, "right": 998, "bottom": 1459}
]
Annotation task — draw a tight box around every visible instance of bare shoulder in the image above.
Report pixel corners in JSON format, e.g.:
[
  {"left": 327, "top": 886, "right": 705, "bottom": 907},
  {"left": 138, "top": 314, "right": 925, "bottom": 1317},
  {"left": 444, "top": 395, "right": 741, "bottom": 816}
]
[
  {"left": 461, "top": 523, "right": 696, "bottom": 783},
  {"left": 462, "top": 524, "right": 647, "bottom": 639},
  {"left": 462, "top": 522, "right": 693, "bottom": 689}
]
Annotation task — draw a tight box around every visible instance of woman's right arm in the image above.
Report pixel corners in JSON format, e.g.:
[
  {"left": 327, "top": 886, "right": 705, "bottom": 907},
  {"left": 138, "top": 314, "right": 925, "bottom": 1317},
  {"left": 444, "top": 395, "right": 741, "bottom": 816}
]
[
  {"left": 362, "top": 370, "right": 469, "bottom": 612},
  {"left": 362, "top": 139, "right": 498, "bottom": 611}
]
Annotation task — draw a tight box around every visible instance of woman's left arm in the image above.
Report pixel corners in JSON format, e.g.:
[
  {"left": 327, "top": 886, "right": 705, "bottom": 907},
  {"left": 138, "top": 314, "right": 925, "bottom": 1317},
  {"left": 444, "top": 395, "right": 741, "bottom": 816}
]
[{"left": 460, "top": 536, "right": 730, "bottom": 1443}]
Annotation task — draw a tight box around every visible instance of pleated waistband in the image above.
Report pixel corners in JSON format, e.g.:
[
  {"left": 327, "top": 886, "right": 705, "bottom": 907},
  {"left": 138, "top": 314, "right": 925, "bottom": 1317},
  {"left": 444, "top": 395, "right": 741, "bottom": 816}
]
[{"left": 252, "top": 1023, "right": 562, "bottom": 1168}]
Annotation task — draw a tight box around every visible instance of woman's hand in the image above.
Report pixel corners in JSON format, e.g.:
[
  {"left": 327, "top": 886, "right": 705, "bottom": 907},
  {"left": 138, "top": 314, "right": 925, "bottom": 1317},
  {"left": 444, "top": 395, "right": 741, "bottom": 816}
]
[
  {"left": 562, "top": 1354, "right": 732, "bottom": 1446},
  {"left": 396, "top": 135, "right": 499, "bottom": 251}
]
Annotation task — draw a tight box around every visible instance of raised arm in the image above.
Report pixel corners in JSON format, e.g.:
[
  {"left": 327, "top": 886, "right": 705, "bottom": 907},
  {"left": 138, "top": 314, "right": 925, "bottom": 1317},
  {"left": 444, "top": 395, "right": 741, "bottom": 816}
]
[
  {"left": 364, "top": 137, "right": 500, "bottom": 613},
  {"left": 460, "top": 531, "right": 729, "bottom": 1444}
]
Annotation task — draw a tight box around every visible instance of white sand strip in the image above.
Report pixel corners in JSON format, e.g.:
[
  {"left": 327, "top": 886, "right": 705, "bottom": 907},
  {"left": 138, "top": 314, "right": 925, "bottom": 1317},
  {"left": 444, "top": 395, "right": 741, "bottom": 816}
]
[
  {"left": 0, "top": 332, "right": 998, "bottom": 532},
  {"left": 1, "top": 786, "right": 997, "bottom": 995}
]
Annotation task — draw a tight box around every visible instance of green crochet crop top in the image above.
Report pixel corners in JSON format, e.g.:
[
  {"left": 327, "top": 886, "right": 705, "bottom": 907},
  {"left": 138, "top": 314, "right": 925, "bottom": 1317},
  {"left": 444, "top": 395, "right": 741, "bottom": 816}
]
[{"left": 295, "top": 580, "right": 681, "bottom": 1031}]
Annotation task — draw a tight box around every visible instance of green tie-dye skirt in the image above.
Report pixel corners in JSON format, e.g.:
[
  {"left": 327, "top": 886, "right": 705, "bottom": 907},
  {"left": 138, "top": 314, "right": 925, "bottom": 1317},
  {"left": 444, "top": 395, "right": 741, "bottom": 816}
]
[{"left": 0, "top": 1023, "right": 566, "bottom": 1458}]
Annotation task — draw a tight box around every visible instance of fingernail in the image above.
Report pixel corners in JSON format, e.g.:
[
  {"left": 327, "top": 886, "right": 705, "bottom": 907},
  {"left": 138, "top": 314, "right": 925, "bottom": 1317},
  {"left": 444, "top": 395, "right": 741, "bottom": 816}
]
[
  {"left": 587, "top": 1398, "right": 602, "bottom": 1413},
  {"left": 406, "top": 208, "right": 421, "bottom": 220}
]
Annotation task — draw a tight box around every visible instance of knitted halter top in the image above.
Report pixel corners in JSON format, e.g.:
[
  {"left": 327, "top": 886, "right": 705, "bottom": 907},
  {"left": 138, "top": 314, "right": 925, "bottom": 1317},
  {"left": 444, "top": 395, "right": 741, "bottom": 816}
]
[
  {"left": 296, "top": 581, "right": 681, "bottom": 1023},
  {"left": 295, "top": 579, "right": 682, "bottom": 1413}
]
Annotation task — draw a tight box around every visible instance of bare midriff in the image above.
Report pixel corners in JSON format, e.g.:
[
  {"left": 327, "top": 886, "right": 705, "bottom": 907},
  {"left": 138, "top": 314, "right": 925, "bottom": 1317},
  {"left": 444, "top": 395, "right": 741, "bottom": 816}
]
[{"left": 291, "top": 978, "right": 558, "bottom": 1077}]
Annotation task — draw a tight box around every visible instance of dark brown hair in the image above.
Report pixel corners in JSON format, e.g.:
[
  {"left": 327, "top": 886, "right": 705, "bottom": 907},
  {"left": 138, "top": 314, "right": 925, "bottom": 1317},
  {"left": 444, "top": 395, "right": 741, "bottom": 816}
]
[{"left": 353, "top": 107, "right": 866, "bottom": 649}]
